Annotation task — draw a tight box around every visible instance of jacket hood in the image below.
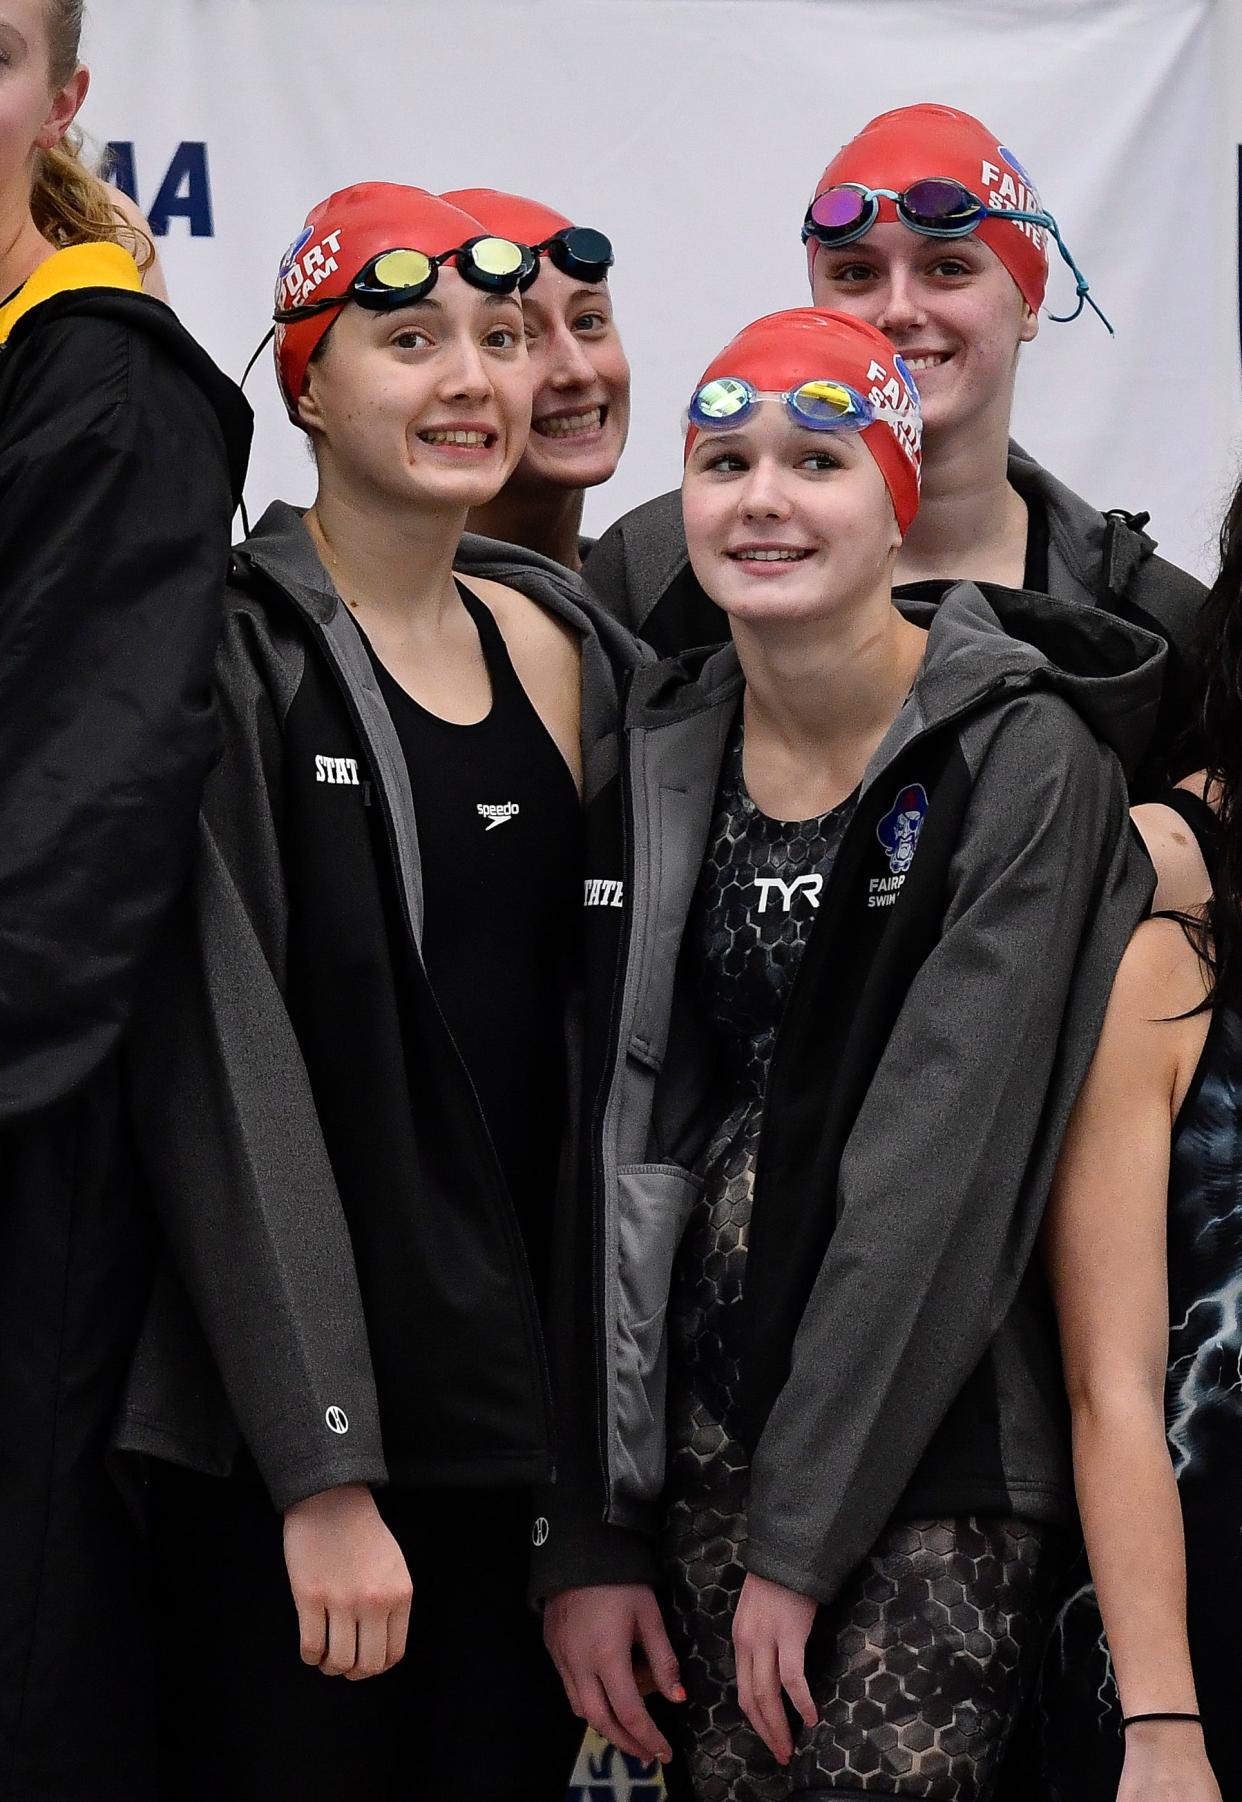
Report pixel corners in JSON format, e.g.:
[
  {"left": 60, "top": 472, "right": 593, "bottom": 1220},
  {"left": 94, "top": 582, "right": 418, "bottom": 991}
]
[
  {"left": 235, "top": 501, "right": 642, "bottom": 666},
  {"left": 1007, "top": 437, "right": 1152, "bottom": 609},
  {"left": 628, "top": 578, "right": 1166, "bottom": 780},
  {"left": 4, "top": 284, "right": 253, "bottom": 506}
]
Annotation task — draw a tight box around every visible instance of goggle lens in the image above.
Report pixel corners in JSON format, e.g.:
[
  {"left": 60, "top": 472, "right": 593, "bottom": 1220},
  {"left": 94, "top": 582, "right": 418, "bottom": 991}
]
[
  {"left": 901, "top": 178, "right": 982, "bottom": 231},
  {"left": 541, "top": 227, "right": 615, "bottom": 283},
  {"left": 467, "top": 235, "right": 527, "bottom": 281},
  {"left": 790, "top": 380, "right": 861, "bottom": 424},
  {"left": 808, "top": 188, "right": 870, "bottom": 236},
  {"left": 370, "top": 248, "right": 434, "bottom": 291},
  {"left": 694, "top": 377, "right": 753, "bottom": 421}
]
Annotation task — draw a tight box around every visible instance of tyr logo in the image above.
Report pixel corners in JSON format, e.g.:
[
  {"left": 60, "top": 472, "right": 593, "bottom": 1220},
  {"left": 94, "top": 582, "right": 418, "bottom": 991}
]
[{"left": 755, "top": 873, "right": 823, "bottom": 914}]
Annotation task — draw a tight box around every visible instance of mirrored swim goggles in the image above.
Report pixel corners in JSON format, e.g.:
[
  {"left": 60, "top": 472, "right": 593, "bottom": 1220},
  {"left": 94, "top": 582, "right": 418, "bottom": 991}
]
[
  {"left": 802, "top": 178, "right": 1112, "bottom": 333},
  {"left": 273, "top": 237, "right": 530, "bottom": 323},
  {"left": 687, "top": 375, "right": 918, "bottom": 437},
  {"left": 520, "top": 226, "right": 614, "bottom": 289}
]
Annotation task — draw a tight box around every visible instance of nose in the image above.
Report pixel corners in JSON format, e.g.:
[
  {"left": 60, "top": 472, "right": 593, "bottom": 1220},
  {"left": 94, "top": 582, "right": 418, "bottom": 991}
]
[
  {"left": 438, "top": 330, "right": 494, "bottom": 402},
  {"left": 542, "top": 321, "right": 597, "bottom": 392},
  {"left": 874, "top": 267, "right": 928, "bottom": 336},
  {"left": 736, "top": 456, "right": 793, "bottom": 522}
]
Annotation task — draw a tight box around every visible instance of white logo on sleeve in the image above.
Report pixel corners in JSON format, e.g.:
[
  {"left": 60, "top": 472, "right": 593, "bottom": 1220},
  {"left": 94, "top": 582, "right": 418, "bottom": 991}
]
[
  {"left": 324, "top": 1406, "right": 350, "bottom": 1435},
  {"left": 477, "top": 802, "right": 520, "bottom": 831},
  {"left": 315, "top": 755, "right": 361, "bottom": 786},
  {"left": 584, "top": 878, "right": 624, "bottom": 908},
  {"left": 532, "top": 1517, "right": 550, "bottom": 1547}
]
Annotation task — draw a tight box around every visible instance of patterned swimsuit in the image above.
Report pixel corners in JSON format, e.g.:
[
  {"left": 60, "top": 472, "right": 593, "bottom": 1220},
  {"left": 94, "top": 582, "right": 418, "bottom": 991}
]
[{"left": 660, "top": 723, "right": 1056, "bottom": 1802}]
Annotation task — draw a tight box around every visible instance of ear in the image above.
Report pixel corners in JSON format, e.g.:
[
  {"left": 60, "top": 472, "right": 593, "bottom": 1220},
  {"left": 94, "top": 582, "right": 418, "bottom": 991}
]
[
  {"left": 1019, "top": 300, "right": 1040, "bottom": 346},
  {"left": 37, "top": 65, "right": 89, "bottom": 153},
  {"left": 295, "top": 367, "right": 326, "bottom": 435}
]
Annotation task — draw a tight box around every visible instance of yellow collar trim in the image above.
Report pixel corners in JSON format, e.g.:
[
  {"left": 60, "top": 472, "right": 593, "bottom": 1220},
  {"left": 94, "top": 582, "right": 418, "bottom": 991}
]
[{"left": 0, "top": 242, "right": 143, "bottom": 345}]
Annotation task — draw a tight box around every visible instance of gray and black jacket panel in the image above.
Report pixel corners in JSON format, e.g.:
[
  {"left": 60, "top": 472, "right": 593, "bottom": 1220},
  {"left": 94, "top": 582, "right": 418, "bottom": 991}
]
[
  {"left": 534, "top": 582, "right": 1159, "bottom": 1606},
  {"left": 581, "top": 441, "right": 1205, "bottom": 792},
  {"left": 118, "top": 502, "right": 644, "bottom": 1511}
]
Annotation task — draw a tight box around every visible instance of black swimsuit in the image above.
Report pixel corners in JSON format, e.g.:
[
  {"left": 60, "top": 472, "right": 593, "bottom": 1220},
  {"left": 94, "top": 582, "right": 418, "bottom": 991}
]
[
  {"left": 1038, "top": 1002, "right": 1242, "bottom": 1800},
  {"left": 367, "top": 579, "right": 581, "bottom": 1307},
  {"left": 661, "top": 720, "right": 1058, "bottom": 1802}
]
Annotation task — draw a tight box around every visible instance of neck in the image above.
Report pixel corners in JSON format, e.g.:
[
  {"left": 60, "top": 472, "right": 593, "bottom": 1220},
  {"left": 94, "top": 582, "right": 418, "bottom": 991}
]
[
  {"left": 0, "top": 197, "right": 54, "bottom": 300},
  {"left": 733, "top": 579, "right": 925, "bottom": 781},
  {"left": 896, "top": 393, "right": 1025, "bottom": 584},
  {"left": 468, "top": 480, "right": 585, "bottom": 571},
  {"left": 303, "top": 480, "right": 466, "bottom": 626}
]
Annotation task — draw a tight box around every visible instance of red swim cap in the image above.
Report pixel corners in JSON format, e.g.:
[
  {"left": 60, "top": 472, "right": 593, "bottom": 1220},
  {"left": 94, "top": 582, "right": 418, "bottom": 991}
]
[
  {"left": 273, "top": 182, "right": 488, "bottom": 420},
  {"left": 809, "top": 104, "right": 1049, "bottom": 313},
  {"left": 442, "top": 188, "right": 572, "bottom": 247},
  {"left": 685, "top": 309, "right": 922, "bottom": 536}
]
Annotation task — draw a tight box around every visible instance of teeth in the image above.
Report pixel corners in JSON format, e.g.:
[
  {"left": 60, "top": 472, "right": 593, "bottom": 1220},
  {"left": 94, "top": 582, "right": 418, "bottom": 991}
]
[
  {"left": 421, "top": 430, "right": 489, "bottom": 446},
  {"left": 533, "top": 407, "right": 603, "bottom": 438},
  {"left": 733, "top": 549, "right": 810, "bottom": 562},
  {"left": 906, "top": 355, "right": 949, "bottom": 372}
]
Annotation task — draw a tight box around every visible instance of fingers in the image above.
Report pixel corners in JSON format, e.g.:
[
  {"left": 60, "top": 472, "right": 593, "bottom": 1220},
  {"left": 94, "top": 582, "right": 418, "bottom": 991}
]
[
  {"left": 320, "top": 1604, "right": 358, "bottom": 1678},
  {"left": 597, "top": 1653, "right": 673, "bottom": 1765},
  {"left": 296, "top": 1598, "right": 327, "bottom": 1668},
  {"left": 779, "top": 1641, "right": 818, "bottom": 1734},
  {"left": 387, "top": 1588, "right": 412, "bottom": 1672},
  {"left": 348, "top": 1607, "right": 388, "bottom": 1682},
  {"left": 737, "top": 1639, "right": 793, "bottom": 1766},
  {"left": 579, "top": 1673, "right": 669, "bottom": 1767},
  {"left": 636, "top": 1597, "right": 686, "bottom": 1706}
]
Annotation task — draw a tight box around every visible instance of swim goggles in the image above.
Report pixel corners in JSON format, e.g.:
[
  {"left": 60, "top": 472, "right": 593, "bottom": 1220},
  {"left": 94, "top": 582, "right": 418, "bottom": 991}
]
[
  {"left": 273, "top": 237, "right": 529, "bottom": 322},
  {"left": 687, "top": 376, "right": 917, "bottom": 436},
  {"left": 802, "top": 179, "right": 1112, "bottom": 333},
  {"left": 520, "top": 226, "right": 614, "bottom": 289}
]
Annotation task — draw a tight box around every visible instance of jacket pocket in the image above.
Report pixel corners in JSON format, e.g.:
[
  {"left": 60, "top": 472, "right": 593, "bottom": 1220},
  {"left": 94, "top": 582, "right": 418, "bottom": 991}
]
[{"left": 609, "top": 1162, "right": 701, "bottom": 1513}]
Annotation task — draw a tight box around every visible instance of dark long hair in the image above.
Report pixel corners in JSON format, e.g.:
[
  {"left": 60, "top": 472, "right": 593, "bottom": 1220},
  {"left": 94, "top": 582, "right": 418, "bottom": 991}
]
[{"left": 1189, "top": 476, "right": 1242, "bottom": 1006}]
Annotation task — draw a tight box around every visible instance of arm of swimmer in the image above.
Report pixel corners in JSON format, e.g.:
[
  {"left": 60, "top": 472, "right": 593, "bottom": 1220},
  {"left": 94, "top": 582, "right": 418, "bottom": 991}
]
[{"left": 1044, "top": 918, "right": 1220, "bottom": 1799}]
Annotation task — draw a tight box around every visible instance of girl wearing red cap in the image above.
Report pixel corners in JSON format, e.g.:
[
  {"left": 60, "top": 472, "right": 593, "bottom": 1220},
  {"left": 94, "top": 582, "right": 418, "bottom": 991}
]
[
  {"left": 444, "top": 188, "right": 630, "bottom": 572},
  {"left": 584, "top": 104, "right": 1202, "bottom": 801},
  {"left": 539, "top": 307, "right": 1159, "bottom": 1801},
  {"left": 114, "top": 181, "right": 638, "bottom": 1799}
]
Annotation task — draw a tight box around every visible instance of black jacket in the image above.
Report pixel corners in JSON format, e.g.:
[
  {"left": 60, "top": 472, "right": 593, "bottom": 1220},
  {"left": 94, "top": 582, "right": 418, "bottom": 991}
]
[
  {"left": 118, "top": 504, "right": 643, "bottom": 1510},
  {"left": 0, "top": 259, "right": 251, "bottom": 1797},
  {"left": 582, "top": 442, "right": 1205, "bottom": 793},
  {"left": 534, "top": 583, "right": 1158, "bottom": 1604}
]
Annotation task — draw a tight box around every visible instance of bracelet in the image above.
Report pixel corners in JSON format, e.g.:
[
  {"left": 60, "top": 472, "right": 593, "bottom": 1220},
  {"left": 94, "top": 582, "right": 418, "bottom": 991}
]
[{"left": 1122, "top": 1712, "right": 1202, "bottom": 1729}]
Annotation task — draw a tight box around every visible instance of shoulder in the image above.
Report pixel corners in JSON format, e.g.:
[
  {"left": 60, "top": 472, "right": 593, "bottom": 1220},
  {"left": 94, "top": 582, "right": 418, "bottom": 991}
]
[
  {"left": 583, "top": 487, "right": 688, "bottom": 602},
  {"left": 1098, "top": 917, "right": 1210, "bottom": 1082},
  {"left": 464, "top": 574, "right": 580, "bottom": 676},
  {"left": 1131, "top": 799, "right": 1212, "bottom": 913},
  {"left": 1127, "top": 547, "right": 1207, "bottom": 651}
]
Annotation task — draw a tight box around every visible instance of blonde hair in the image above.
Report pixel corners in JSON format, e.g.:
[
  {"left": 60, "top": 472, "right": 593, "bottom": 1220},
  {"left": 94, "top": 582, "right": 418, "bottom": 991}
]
[{"left": 29, "top": 1, "right": 154, "bottom": 272}]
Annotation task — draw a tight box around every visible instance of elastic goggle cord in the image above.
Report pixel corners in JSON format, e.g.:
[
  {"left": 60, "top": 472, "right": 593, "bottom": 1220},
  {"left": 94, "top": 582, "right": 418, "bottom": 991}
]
[{"left": 236, "top": 325, "right": 276, "bottom": 539}]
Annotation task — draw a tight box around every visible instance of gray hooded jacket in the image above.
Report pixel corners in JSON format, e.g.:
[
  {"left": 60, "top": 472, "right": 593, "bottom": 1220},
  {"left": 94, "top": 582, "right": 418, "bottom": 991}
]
[{"left": 535, "top": 581, "right": 1159, "bottom": 1606}]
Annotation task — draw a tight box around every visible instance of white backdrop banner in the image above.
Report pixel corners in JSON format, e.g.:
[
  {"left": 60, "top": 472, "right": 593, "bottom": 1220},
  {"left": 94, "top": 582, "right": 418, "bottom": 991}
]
[{"left": 82, "top": 0, "right": 1238, "bottom": 581}]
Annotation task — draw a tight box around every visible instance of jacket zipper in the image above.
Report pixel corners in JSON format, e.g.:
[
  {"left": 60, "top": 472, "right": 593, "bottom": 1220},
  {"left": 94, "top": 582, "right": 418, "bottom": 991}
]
[{"left": 299, "top": 598, "right": 558, "bottom": 1467}]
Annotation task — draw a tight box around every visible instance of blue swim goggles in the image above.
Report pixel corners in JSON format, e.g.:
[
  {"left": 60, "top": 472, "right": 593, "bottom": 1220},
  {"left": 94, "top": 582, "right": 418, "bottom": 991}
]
[
  {"left": 802, "top": 178, "right": 1113, "bottom": 334},
  {"left": 687, "top": 375, "right": 919, "bottom": 437}
]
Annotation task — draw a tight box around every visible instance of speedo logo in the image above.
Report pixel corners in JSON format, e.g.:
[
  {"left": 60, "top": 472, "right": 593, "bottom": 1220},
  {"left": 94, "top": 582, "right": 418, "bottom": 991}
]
[{"left": 478, "top": 802, "right": 520, "bottom": 831}]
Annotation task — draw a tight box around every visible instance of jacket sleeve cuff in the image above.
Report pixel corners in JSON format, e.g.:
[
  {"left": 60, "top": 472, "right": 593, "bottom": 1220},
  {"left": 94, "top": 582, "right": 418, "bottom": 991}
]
[
  {"left": 530, "top": 1507, "right": 658, "bottom": 1602},
  {"left": 742, "top": 1537, "right": 840, "bottom": 1607},
  {"left": 265, "top": 1451, "right": 390, "bottom": 1514}
]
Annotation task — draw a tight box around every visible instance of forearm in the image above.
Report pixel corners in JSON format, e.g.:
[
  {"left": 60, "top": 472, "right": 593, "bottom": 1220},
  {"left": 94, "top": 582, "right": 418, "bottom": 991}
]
[{"left": 1072, "top": 1387, "right": 1199, "bottom": 1716}]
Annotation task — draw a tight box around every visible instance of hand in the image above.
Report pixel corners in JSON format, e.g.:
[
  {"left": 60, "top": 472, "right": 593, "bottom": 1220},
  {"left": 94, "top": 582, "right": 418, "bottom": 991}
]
[
  {"left": 544, "top": 1583, "right": 685, "bottom": 1765},
  {"left": 1117, "top": 1720, "right": 1222, "bottom": 1802},
  {"left": 282, "top": 1484, "right": 413, "bottom": 1680},
  {"left": 732, "top": 1571, "right": 819, "bottom": 1765}
]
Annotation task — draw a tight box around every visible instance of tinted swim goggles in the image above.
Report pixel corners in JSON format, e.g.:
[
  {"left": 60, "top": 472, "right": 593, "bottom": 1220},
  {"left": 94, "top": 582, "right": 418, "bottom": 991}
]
[
  {"left": 802, "top": 179, "right": 1113, "bottom": 333},
  {"left": 519, "top": 226, "right": 615, "bottom": 290},
  {"left": 273, "top": 237, "right": 529, "bottom": 323},
  {"left": 687, "top": 376, "right": 916, "bottom": 436}
]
